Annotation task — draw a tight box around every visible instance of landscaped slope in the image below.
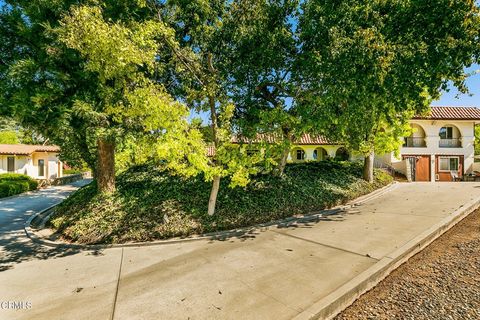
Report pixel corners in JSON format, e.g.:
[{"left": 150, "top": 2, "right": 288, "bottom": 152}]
[{"left": 49, "top": 161, "right": 392, "bottom": 244}]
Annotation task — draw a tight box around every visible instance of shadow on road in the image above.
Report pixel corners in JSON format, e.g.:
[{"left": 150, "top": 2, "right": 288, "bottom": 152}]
[{"left": 0, "top": 180, "right": 95, "bottom": 272}]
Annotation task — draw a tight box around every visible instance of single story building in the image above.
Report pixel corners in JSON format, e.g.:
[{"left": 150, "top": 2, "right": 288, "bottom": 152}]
[{"left": 0, "top": 144, "right": 63, "bottom": 180}]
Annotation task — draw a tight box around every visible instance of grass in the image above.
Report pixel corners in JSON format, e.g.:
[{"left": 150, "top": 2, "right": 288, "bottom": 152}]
[
  {"left": 0, "top": 173, "right": 38, "bottom": 198},
  {"left": 49, "top": 161, "right": 392, "bottom": 244}
]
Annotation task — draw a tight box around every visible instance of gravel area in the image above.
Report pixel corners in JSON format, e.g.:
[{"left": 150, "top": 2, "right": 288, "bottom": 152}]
[{"left": 337, "top": 209, "right": 480, "bottom": 320}]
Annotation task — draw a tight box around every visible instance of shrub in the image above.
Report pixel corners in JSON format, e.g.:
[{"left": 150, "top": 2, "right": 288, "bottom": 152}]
[
  {"left": 0, "top": 181, "right": 30, "bottom": 198},
  {"left": 64, "top": 169, "right": 83, "bottom": 175},
  {"left": 0, "top": 173, "right": 38, "bottom": 198}
]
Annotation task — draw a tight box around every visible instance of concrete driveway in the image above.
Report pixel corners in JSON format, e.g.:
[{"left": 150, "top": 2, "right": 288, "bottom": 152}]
[{"left": 0, "top": 182, "right": 479, "bottom": 320}]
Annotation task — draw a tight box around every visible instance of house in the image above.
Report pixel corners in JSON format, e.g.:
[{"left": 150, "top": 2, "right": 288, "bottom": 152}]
[
  {"left": 224, "top": 106, "right": 480, "bottom": 182},
  {"left": 0, "top": 144, "right": 63, "bottom": 180},
  {"left": 386, "top": 106, "right": 480, "bottom": 182}
]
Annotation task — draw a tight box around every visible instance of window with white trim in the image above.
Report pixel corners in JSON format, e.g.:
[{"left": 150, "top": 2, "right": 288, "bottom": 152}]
[
  {"left": 439, "top": 157, "right": 459, "bottom": 171},
  {"left": 7, "top": 156, "right": 15, "bottom": 172}
]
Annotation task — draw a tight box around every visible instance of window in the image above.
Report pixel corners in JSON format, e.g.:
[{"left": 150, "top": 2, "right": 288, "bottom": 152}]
[
  {"left": 296, "top": 149, "right": 305, "bottom": 160},
  {"left": 313, "top": 149, "right": 318, "bottom": 160},
  {"left": 7, "top": 156, "right": 15, "bottom": 172},
  {"left": 439, "top": 126, "right": 453, "bottom": 139},
  {"left": 439, "top": 157, "right": 459, "bottom": 172},
  {"left": 38, "top": 159, "right": 45, "bottom": 177}
]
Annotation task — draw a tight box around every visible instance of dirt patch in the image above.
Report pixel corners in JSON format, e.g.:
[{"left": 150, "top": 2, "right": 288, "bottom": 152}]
[{"left": 337, "top": 209, "right": 480, "bottom": 320}]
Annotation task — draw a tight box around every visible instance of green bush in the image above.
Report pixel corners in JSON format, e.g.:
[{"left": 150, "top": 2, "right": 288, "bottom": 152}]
[
  {"left": 0, "top": 173, "right": 38, "bottom": 198},
  {"left": 64, "top": 169, "right": 83, "bottom": 175},
  {"left": 50, "top": 161, "right": 392, "bottom": 244},
  {"left": 0, "top": 181, "right": 30, "bottom": 198}
]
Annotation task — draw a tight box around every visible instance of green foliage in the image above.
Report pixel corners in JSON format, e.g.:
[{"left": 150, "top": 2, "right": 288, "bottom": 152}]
[
  {"left": 0, "top": 174, "right": 38, "bottom": 198},
  {"left": 299, "top": 0, "right": 480, "bottom": 162},
  {"left": 0, "top": 131, "right": 20, "bottom": 144},
  {"left": 49, "top": 162, "right": 392, "bottom": 244},
  {"left": 63, "top": 169, "right": 83, "bottom": 175},
  {"left": 1, "top": 2, "right": 197, "bottom": 191}
]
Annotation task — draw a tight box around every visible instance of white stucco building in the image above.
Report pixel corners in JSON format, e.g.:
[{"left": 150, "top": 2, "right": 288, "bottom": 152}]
[
  {"left": 387, "top": 106, "right": 480, "bottom": 181},
  {"left": 0, "top": 144, "right": 63, "bottom": 180},
  {"left": 281, "top": 106, "right": 480, "bottom": 182}
]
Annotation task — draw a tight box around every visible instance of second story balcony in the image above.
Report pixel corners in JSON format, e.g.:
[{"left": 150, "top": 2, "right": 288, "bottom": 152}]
[
  {"left": 403, "top": 137, "right": 426, "bottom": 148},
  {"left": 439, "top": 125, "right": 462, "bottom": 148},
  {"left": 439, "top": 138, "right": 461, "bottom": 148}
]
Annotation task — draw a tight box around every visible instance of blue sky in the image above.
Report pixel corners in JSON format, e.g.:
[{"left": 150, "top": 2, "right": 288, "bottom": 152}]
[{"left": 433, "top": 65, "right": 480, "bottom": 107}]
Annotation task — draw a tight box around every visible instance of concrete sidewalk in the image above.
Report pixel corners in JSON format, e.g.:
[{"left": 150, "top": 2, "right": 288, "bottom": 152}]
[{"left": 1, "top": 182, "right": 479, "bottom": 320}]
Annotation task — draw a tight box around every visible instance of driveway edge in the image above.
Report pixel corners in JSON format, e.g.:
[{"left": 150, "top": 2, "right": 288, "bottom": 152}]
[
  {"left": 293, "top": 194, "right": 480, "bottom": 320},
  {"left": 24, "top": 182, "right": 397, "bottom": 250}
]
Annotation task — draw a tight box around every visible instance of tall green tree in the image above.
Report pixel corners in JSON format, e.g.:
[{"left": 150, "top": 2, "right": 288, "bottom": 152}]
[
  {"left": 156, "top": 0, "right": 270, "bottom": 215},
  {"left": 0, "top": 2, "right": 194, "bottom": 193},
  {"left": 56, "top": 5, "right": 192, "bottom": 192},
  {"left": 299, "top": 0, "right": 480, "bottom": 182},
  {"left": 218, "top": 0, "right": 302, "bottom": 175}
]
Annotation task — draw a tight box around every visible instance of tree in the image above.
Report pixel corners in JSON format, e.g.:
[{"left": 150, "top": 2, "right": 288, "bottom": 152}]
[
  {"left": 156, "top": 0, "right": 270, "bottom": 215},
  {"left": 299, "top": 0, "right": 480, "bottom": 182},
  {"left": 0, "top": 131, "right": 19, "bottom": 144},
  {"left": 0, "top": 2, "right": 194, "bottom": 193},
  {"left": 218, "top": 0, "right": 302, "bottom": 175},
  {"left": 56, "top": 6, "right": 193, "bottom": 192}
]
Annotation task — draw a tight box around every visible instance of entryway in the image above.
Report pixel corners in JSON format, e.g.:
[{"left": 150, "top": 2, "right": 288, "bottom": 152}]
[{"left": 403, "top": 155, "right": 431, "bottom": 182}]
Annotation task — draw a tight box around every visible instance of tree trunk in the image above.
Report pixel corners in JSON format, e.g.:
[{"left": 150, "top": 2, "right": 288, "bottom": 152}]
[
  {"left": 97, "top": 137, "right": 116, "bottom": 193},
  {"left": 207, "top": 176, "right": 221, "bottom": 216},
  {"left": 276, "top": 146, "right": 290, "bottom": 176},
  {"left": 363, "top": 151, "right": 374, "bottom": 183}
]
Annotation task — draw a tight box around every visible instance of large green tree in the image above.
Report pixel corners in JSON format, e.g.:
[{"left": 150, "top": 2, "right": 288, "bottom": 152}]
[
  {"left": 299, "top": 0, "right": 480, "bottom": 182},
  {"left": 0, "top": 1, "right": 192, "bottom": 192},
  {"left": 56, "top": 5, "right": 190, "bottom": 192},
  {"left": 218, "top": 0, "right": 302, "bottom": 175},
  {"left": 156, "top": 0, "right": 270, "bottom": 215}
]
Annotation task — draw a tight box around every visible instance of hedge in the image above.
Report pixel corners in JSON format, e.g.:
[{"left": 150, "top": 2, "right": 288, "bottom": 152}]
[{"left": 0, "top": 174, "right": 38, "bottom": 198}]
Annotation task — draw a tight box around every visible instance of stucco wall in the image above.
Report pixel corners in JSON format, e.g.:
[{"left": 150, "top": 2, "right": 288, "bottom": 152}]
[
  {"left": 390, "top": 120, "right": 476, "bottom": 181},
  {"left": 0, "top": 155, "right": 29, "bottom": 175},
  {"left": 286, "top": 145, "right": 346, "bottom": 162},
  {"left": 0, "top": 152, "right": 61, "bottom": 179}
]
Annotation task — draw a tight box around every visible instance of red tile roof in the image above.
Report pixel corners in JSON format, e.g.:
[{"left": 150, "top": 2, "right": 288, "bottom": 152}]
[
  {"left": 414, "top": 106, "right": 480, "bottom": 120},
  {"left": 207, "top": 133, "right": 336, "bottom": 156},
  {"left": 232, "top": 133, "right": 336, "bottom": 145},
  {"left": 0, "top": 144, "right": 60, "bottom": 155}
]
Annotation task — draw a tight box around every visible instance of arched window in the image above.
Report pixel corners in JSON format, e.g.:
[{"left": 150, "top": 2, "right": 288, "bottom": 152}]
[
  {"left": 296, "top": 149, "right": 305, "bottom": 160},
  {"left": 335, "top": 147, "right": 349, "bottom": 161},
  {"left": 291, "top": 147, "right": 306, "bottom": 162},
  {"left": 439, "top": 125, "right": 461, "bottom": 148}
]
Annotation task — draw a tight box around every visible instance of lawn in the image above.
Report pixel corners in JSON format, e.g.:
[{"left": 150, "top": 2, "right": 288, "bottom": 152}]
[
  {"left": 49, "top": 161, "right": 392, "bottom": 244},
  {"left": 0, "top": 173, "right": 38, "bottom": 198}
]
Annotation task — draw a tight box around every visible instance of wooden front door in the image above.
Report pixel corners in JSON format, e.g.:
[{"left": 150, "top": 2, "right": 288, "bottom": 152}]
[
  {"left": 415, "top": 156, "right": 431, "bottom": 181},
  {"left": 403, "top": 155, "right": 430, "bottom": 182}
]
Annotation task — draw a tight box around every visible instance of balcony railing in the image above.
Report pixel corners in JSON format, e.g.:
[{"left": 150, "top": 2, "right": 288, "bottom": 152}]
[
  {"left": 439, "top": 138, "right": 461, "bottom": 148},
  {"left": 403, "top": 137, "right": 426, "bottom": 148}
]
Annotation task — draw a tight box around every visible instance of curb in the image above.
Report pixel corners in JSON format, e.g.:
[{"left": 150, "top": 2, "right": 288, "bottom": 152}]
[
  {"left": 24, "top": 182, "right": 398, "bottom": 250},
  {"left": 292, "top": 193, "right": 480, "bottom": 320}
]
